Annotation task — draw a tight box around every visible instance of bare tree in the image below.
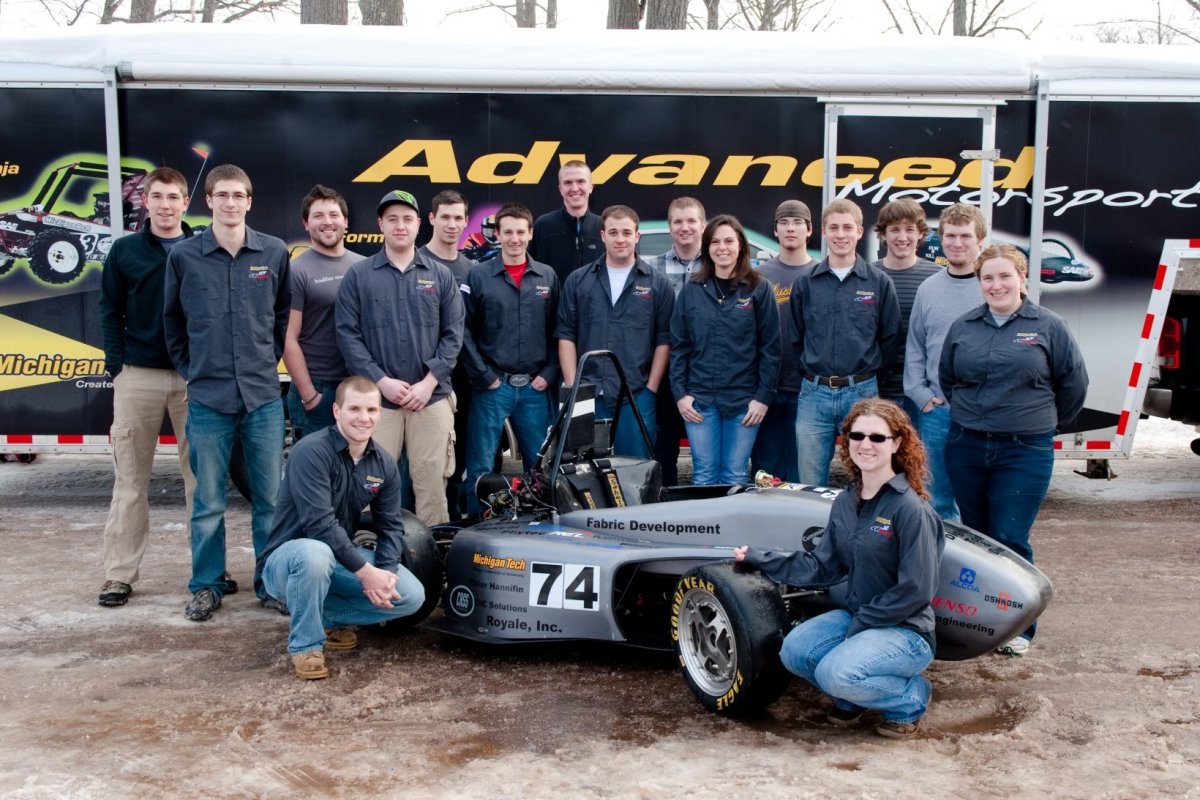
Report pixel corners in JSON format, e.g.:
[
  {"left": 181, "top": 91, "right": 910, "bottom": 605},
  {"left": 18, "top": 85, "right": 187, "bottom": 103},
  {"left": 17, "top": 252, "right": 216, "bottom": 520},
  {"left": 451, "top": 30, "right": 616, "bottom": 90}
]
[
  {"left": 700, "top": 0, "right": 719, "bottom": 27},
  {"left": 1088, "top": 0, "right": 1198, "bottom": 45},
  {"left": 446, "top": 0, "right": 558, "bottom": 28},
  {"left": 607, "top": 0, "right": 644, "bottom": 28},
  {"left": 130, "top": 0, "right": 156, "bottom": 21},
  {"left": 360, "top": 0, "right": 401, "bottom": 24},
  {"left": 729, "top": 0, "right": 833, "bottom": 31},
  {"left": 646, "top": 0, "right": 687, "bottom": 28},
  {"left": 302, "top": 0, "right": 346, "bottom": 23},
  {"left": 880, "top": 0, "right": 1040, "bottom": 37}
]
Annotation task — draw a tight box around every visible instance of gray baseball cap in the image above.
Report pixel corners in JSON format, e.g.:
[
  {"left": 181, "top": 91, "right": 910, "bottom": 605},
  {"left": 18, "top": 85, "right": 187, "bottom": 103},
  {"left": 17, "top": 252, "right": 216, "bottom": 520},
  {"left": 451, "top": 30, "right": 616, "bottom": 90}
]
[{"left": 377, "top": 189, "right": 419, "bottom": 217}]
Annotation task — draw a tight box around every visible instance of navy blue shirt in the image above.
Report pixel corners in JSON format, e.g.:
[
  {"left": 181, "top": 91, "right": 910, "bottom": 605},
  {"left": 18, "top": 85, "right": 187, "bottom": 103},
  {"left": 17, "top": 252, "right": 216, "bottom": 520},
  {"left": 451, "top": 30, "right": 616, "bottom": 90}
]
[
  {"left": 162, "top": 226, "right": 291, "bottom": 414},
  {"left": 669, "top": 275, "right": 781, "bottom": 416},
  {"left": 555, "top": 258, "right": 674, "bottom": 400},
  {"left": 258, "top": 425, "right": 406, "bottom": 576},
  {"left": 745, "top": 474, "right": 944, "bottom": 646},
  {"left": 335, "top": 249, "right": 465, "bottom": 408},
  {"left": 790, "top": 255, "right": 901, "bottom": 380},
  {"left": 461, "top": 255, "right": 560, "bottom": 390},
  {"left": 939, "top": 298, "right": 1089, "bottom": 435}
]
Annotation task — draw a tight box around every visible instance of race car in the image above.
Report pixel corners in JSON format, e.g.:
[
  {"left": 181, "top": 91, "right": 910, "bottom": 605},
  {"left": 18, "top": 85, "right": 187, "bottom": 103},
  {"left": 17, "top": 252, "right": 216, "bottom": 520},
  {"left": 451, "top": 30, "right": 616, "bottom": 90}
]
[{"left": 421, "top": 351, "right": 1053, "bottom": 716}]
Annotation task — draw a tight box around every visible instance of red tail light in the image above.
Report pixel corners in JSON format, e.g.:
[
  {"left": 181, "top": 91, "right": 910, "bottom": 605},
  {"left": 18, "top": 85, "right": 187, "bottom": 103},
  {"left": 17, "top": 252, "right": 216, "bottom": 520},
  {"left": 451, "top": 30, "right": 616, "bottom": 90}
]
[{"left": 1159, "top": 316, "right": 1182, "bottom": 370}]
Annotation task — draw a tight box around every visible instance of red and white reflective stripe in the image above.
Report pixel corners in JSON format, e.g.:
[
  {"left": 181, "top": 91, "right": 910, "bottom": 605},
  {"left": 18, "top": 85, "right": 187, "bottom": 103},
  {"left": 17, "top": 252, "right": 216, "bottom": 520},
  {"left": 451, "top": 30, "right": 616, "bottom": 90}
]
[{"left": 0, "top": 434, "right": 178, "bottom": 451}]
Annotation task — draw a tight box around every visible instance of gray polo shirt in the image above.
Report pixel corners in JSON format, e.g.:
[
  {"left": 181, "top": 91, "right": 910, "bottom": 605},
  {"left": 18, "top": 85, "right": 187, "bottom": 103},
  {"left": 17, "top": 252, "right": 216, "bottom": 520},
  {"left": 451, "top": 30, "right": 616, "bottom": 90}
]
[
  {"left": 334, "top": 249, "right": 465, "bottom": 408},
  {"left": 163, "top": 225, "right": 291, "bottom": 414},
  {"left": 758, "top": 256, "right": 815, "bottom": 395},
  {"left": 789, "top": 255, "right": 901, "bottom": 380},
  {"left": 555, "top": 258, "right": 674, "bottom": 399},
  {"left": 290, "top": 248, "right": 364, "bottom": 382},
  {"left": 461, "top": 255, "right": 560, "bottom": 390},
  {"left": 939, "top": 298, "right": 1089, "bottom": 435}
]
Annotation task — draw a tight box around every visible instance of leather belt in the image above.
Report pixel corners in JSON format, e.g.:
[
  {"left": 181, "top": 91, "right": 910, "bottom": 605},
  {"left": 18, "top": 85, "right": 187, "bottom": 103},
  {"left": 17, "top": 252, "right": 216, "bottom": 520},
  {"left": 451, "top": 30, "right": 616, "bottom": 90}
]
[{"left": 804, "top": 371, "right": 874, "bottom": 388}]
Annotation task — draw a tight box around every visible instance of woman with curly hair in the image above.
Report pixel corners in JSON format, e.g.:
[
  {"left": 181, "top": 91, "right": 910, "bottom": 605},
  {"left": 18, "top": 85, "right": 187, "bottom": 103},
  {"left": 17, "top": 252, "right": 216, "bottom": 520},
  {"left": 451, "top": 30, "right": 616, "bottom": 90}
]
[{"left": 735, "top": 397, "right": 944, "bottom": 738}]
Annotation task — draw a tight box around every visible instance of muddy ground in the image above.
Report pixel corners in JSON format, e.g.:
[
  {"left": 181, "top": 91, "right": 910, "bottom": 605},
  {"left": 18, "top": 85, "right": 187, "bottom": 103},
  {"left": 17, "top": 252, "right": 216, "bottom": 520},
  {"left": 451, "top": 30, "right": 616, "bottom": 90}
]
[{"left": 1, "top": 420, "right": 1198, "bottom": 799}]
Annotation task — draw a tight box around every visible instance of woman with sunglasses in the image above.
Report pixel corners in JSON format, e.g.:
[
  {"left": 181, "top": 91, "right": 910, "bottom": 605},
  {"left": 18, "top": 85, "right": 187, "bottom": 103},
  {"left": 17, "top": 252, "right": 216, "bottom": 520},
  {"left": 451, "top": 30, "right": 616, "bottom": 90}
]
[
  {"left": 938, "top": 243, "right": 1088, "bottom": 657},
  {"left": 735, "top": 398, "right": 943, "bottom": 738},
  {"left": 669, "top": 214, "right": 780, "bottom": 484}
]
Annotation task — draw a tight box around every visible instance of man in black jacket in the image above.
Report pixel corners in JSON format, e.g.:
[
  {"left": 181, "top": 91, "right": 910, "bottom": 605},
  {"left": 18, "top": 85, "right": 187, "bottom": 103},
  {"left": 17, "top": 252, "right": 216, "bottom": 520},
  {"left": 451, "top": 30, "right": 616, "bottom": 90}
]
[
  {"left": 530, "top": 160, "right": 602, "bottom": 285},
  {"left": 97, "top": 167, "right": 197, "bottom": 608},
  {"left": 259, "top": 376, "right": 426, "bottom": 680}
]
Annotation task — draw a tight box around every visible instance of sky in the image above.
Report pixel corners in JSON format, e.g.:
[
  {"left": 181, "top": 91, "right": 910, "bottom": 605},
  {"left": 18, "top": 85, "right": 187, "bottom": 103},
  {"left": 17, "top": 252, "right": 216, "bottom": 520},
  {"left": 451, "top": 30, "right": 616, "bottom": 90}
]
[{"left": 0, "top": 0, "right": 1196, "bottom": 43}]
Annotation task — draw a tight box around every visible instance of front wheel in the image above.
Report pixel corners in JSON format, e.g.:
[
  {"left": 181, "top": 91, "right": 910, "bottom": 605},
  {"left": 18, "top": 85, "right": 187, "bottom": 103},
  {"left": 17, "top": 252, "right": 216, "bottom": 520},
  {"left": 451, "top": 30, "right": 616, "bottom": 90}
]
[
  {"left": 359, "top": 510, "right": 443, "bottom": 629},
  {"left": 672, "top": 562, "right": 791, "bottom": 716},
  {"left": 29, "top": 230, "right": 86, "bottom": 284}
]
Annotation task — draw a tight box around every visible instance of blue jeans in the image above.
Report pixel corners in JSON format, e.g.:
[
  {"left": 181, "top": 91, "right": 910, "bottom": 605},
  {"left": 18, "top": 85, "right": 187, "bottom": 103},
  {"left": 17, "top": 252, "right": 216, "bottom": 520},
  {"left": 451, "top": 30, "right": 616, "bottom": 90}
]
[
  {"left": 795, "top": 376, "right": 878, "bottom": 486},
  {"left": 262, "top": 539, "right": 425, "bottom": 654},
  {"left": 465, "top": 382, "right": 552, "bottom": 515},
  {"left": 944, "top": 423, "right": 1053, "bottom": 641},
  {"left": 594, "top": 388, "right": 657, "bottom": 460},
  {"left": 780, "top": 609, "right": 934, "bottom": 724},
  {"left": 917, "top": 403, "right": 960, "bottom": 522},
  {"left": 186, "top": 397, "right": 284, "bottom": 599},
  {"left": 750, "top": 391, "right": 798, "bottom": 482},
  {"left": 287, "top": 380, "right": 338, "bottom": 441},
  {"left": 684, "top": 402, "right": 760, "bottom": 485}
]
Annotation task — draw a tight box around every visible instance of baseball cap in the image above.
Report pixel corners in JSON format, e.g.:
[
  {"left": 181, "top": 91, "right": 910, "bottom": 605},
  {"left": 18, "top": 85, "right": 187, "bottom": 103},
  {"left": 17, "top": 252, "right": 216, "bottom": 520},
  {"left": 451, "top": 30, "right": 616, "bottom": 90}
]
[
  {"left": 774, "top": 199, "right": 812, "bottom": 223},
  {"left": 377, "top": 189, "right": 419, "bottom": 217}
]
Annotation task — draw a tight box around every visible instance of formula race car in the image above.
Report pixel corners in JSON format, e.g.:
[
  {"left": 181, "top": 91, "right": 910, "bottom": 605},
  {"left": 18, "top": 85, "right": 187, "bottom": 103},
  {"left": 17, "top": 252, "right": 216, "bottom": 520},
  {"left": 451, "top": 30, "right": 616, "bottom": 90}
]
[{"left": 422, "top": 351, "right": 1053, "bottom": 716}]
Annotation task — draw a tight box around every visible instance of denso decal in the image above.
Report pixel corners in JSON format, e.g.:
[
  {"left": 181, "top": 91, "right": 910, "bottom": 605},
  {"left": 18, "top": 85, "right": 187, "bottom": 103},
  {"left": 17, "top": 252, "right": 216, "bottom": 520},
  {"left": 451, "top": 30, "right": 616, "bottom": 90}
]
[{"left": 931, "top": 595, "right": 978, "bottom": 617}]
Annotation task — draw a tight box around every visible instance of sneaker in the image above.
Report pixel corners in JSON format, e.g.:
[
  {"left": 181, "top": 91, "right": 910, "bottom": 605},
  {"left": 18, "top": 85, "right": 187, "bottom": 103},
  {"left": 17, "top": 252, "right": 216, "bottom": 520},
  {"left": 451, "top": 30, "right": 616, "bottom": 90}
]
[
  {"left": 826, "top": 707, "right": 864, "bottom": 727},
  {"left": 876, "top": 719, "right": 921, "bottom": 739},
  {"left": 324, "top": 628, "right": 358, "bottom": 651},
  {"left": 98, "top": 580, "right": 132, "bottom": 607},
  {"left": 184, "top": 588, "right": 221, "bottom": 621},
  {"left": 997, "top": 636, "right": 1031, "bottom": 656},
  {"left": 292, "top": 650, "right": 329, "bottom": 680},
  {"left": 222, "top": 571, "right": 239, "bottom": 595},
  {"left": 259, "top": 595, "right": 289, "bottom": 615}
]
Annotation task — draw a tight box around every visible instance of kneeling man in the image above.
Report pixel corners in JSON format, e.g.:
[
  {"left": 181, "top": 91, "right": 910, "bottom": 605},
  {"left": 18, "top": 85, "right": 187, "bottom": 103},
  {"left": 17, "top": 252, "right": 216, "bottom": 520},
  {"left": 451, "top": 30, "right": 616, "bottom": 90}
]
[{"left": 258, "top": 376, "right": 426, "bottom": 679}]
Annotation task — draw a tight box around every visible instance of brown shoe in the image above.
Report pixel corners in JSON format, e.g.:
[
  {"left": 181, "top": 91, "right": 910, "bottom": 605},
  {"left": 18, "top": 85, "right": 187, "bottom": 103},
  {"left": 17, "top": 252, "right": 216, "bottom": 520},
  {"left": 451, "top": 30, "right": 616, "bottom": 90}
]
[
  {"left": 292, "top": 650, "right": 329, "bottom": 680},
  {"left": 324, "top": 628, "right": 358, "bottom": 651},
  {"left": 875, "top": 719, "right": 921, "bottom": 739},
  {"left": 826, "top": 707, "right": 864, "bottom": 727}
]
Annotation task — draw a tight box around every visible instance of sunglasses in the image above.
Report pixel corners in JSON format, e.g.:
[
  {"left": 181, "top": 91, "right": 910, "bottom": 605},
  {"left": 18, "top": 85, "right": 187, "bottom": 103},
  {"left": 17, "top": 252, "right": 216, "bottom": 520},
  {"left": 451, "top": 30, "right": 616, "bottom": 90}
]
[{"left": 847, "top": 431, "right": 897, "bottom": 443}]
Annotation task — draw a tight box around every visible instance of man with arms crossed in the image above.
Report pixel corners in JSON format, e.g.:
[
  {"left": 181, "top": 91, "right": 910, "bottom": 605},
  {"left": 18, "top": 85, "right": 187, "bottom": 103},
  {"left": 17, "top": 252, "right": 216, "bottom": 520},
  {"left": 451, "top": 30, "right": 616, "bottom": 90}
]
[
  {"left": 557, "top": 205, "right": 673, "bottom": 459},
  {"left": 870, "top": 199, "right": 940, "bottom": 419},
  {"left": 750, "top": 199, "right": 817, "bottom": 483},
  {"left": 531, "top": 160, "right": 603, "bottom": 285},
  {"left": 164, "top": 163, "right": 291, "bottom": 621},
  {"left": 791, "top": 199, "right": 900, "bottom": 486},
  {"left": 418, "top": 190, "right": 475, "bottom": 521},
  {"left": 461, "top": 202, "right": 559, "bottom": 516},
  {"left": 336, "top": 189, "right": 464, "bottom": 526},
  {"left": 651, "top": 197, "right": 705, "bottom": 485},
  {"left": 259, "top": 376, "right": 426, "bottom": 680},
  {"left": 284, "top": 185, "right": 363, "bottom": 441},
  {"left": 904, "top": 202, "right": 988, "bottom": 521},
  {"left": 97, "top": 167, "right": 197, "bottom": 607}
]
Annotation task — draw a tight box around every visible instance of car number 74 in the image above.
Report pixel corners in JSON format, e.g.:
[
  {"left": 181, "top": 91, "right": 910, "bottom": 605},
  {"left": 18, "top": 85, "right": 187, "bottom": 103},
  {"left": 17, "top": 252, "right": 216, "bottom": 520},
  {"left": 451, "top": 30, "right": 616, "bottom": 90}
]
[{"left": 529, "top": 562, "right": 600, "bottom": 611}]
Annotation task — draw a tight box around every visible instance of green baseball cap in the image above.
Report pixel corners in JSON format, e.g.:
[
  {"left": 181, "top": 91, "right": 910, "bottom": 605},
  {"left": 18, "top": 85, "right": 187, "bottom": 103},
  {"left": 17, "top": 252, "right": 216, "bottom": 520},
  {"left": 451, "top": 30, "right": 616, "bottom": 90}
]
[{"left": 377, "top": 189, "right": 419, "bottom": 216}]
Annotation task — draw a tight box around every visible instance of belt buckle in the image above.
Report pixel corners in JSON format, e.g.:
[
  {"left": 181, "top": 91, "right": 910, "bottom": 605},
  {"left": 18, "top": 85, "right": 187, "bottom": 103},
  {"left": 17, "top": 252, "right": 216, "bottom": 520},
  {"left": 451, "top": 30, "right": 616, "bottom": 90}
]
[
  {"left": 506, "top": 373, "right": 531, "bottom": 388},
  {"left": 828, "top": 375, "right": 849, "bottom": 388}
]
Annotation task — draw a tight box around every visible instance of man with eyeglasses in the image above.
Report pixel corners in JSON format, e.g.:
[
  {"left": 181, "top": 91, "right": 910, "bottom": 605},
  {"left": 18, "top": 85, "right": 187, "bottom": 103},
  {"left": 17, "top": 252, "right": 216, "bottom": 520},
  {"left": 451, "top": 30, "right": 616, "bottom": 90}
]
[{"left": 164, "top": 163, "right": 291, "bottom": 622}]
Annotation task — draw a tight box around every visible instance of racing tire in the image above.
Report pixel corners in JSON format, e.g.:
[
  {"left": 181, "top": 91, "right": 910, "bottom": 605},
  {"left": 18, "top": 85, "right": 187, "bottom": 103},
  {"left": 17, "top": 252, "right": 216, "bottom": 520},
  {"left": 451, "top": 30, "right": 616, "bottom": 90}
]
[
  {"left": 376, "top": 510, "right": 443, "bottom": 629},
  {"left": 673, "top": 562, "right": 791, "bottom": 716},
  {"left": 28, "top": 230, "right": 86, "bottom": 285}
]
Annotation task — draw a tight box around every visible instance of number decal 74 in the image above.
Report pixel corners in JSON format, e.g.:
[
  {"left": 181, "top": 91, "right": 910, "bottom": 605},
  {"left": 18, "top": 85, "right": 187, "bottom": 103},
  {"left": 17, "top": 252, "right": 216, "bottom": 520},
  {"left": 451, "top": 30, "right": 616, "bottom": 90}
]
[{"left": 529, "top": 562, "right": 600, "bottom": 610}]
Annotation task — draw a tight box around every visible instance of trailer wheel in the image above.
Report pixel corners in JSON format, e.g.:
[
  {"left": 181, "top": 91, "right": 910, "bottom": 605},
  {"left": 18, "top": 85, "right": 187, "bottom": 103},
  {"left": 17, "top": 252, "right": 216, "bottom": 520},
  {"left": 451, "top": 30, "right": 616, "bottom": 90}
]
[
  {"left": 673, "top": 562, "right": 790, "bottom": 716},
  {"left": 29, "top": 230, "right": 86, "bottom": 284}
]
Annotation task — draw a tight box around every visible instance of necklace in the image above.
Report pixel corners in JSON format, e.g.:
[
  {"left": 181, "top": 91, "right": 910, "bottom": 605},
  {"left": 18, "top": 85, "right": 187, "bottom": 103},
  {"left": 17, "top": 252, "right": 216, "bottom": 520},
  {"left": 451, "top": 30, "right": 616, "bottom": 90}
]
[{"left": 713, "top": 276, "right": 733, "bottom": 304}]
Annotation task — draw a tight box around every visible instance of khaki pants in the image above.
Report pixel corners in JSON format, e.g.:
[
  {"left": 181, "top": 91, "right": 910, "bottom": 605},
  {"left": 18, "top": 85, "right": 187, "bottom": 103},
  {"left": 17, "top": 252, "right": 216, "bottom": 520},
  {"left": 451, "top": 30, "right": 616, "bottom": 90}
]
[
  {"left": 374, "top": 395, "right": 455, "bottom": 526},
  {"left": 102, "top": 365, "right": 195, "bottom": 584}
]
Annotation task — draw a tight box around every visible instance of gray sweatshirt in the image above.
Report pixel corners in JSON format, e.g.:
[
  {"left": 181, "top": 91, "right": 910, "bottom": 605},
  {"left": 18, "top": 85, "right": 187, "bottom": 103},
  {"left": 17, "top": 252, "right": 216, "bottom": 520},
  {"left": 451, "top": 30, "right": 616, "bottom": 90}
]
[{"left": 903, "top": 269, "right": 982, "bottom": 410}]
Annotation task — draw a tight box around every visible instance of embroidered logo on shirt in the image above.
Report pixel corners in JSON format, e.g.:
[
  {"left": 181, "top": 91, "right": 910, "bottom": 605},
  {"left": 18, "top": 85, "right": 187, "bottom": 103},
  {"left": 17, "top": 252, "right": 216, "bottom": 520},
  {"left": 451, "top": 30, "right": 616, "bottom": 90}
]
[
  {"left": 735, "top": 297, "right": 754, "bottom": 311},
  {"left": 248, "top": 265, "right": 272, "bottom": 281},
  {"left": 632, "top": 284, "right": 653, "bottom": 299},
  {"left": 417, "top": 278, "right": 437, "bottom": 294},
  {"left": 363, "top": 476, "right": 384, "bottom": 495},
  {"left": 535, "top": 284, "right": 551, "bottom": 298},
  {"left": 853, "top": 290, "right": 876, "bottom": 305},
  {"left": 870, "top": 515, "right": 894, "bottom": 538},
  {"left": 1014, "top": 332, "right": 1040, "bottom": 345}
]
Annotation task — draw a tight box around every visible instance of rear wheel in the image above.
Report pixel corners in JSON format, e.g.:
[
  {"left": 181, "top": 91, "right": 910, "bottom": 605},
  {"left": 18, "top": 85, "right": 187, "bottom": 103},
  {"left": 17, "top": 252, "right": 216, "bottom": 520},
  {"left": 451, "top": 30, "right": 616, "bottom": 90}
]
[
  {"left": 673, "top": 562, "right": 790, "bottom": 716},
  {"left": 29, "top": 230, "right": 86, "bottom": 284},
  {"left": 357, "top": 510, "right": 442, "bottom": 629}
]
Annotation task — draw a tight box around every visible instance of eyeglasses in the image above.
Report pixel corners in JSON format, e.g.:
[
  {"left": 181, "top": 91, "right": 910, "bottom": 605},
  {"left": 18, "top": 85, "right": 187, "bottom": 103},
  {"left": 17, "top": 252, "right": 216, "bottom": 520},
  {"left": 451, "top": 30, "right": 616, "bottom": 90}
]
[
  {"left": 847, "top": 431, "right": 897, "bottom": 443},
  {"left": 210, "top": 191, "right": 249, "bottom": 202}
]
